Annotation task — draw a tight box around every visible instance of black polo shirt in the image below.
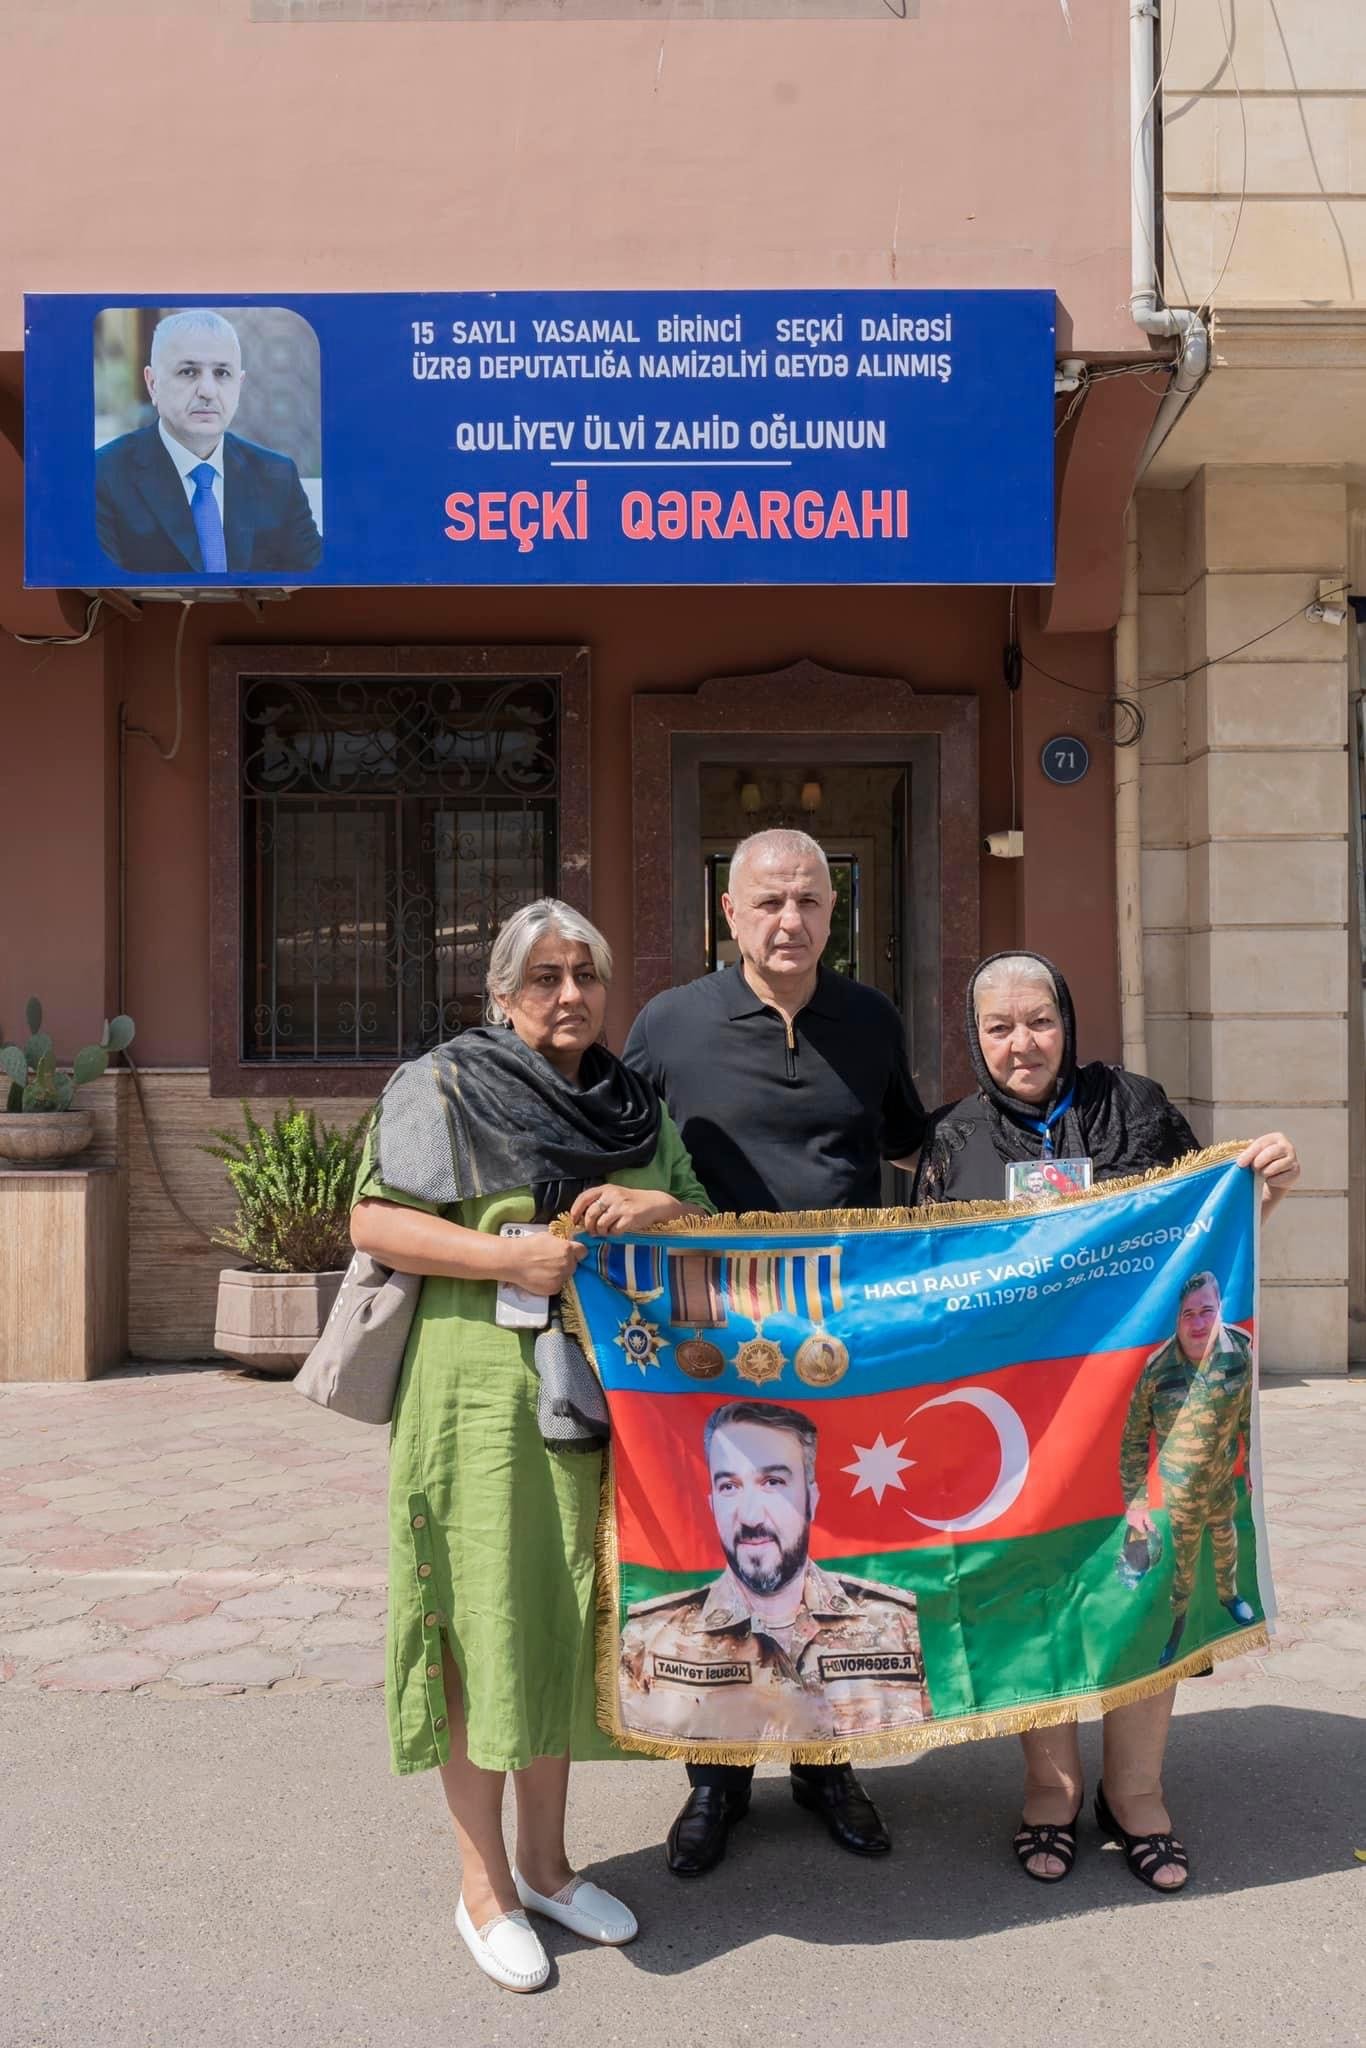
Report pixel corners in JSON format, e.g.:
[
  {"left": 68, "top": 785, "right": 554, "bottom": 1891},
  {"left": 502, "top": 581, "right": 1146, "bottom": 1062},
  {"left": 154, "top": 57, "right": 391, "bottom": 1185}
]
[{"left": 622, "top": 962, "right": 925, "bottom": 1214}]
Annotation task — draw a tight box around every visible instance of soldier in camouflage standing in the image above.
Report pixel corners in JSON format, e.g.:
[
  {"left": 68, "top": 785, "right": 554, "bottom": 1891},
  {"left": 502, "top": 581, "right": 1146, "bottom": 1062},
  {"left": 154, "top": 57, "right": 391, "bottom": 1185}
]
[{"left": 1119, "top": 1269, "right": 1257, "bottom": 1669}]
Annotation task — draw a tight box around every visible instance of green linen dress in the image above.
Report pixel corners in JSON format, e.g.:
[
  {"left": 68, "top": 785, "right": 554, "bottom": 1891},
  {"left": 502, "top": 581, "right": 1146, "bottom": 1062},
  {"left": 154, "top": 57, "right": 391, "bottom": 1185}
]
[{"left": 353, "top": 1110, "right": 711, "bottom": 1777}]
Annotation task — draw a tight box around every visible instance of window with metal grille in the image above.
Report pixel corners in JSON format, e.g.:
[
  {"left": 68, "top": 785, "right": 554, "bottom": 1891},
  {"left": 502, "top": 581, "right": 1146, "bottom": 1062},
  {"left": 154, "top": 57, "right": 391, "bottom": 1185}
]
[{"left": 238, "top": 673, "right": 559, "bottom": 1064}]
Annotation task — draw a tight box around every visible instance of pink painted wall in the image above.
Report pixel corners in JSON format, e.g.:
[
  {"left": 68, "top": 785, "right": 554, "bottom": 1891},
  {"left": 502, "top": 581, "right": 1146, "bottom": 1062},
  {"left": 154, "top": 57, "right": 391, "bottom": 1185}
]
[
  {"left": 0, "top": 3, "right": 1135, "bottom": 357},
  {"left": 84, "top": 584, "right": 1118, "bottom": 1072},
  {"left": 0, "top": 629, "right": 118, "bottom": 1064}
]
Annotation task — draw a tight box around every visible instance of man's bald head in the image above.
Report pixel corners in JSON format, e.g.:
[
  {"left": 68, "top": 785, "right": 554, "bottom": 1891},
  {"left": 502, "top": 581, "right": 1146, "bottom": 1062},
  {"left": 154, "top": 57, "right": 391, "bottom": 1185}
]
[{"left": 144, "top": 310, "right": 244, "bottom": 458}]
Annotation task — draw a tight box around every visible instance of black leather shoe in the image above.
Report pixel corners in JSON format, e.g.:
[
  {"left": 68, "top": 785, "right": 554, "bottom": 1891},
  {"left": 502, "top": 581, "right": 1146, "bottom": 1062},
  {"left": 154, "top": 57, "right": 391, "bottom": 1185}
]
[
  {"left": 790, "top": 1766, "right": 892, "bottom": 1855},
  {"left": 666, "top": 1784, "right": 751, "bottom": 1877}
]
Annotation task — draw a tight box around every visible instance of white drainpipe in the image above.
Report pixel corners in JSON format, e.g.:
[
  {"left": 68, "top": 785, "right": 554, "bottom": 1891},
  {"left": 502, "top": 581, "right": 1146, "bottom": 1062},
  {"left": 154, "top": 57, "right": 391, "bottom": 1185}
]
[
  {"left": 1117, "top": 0, "right": 1211, "bottom": 1073},
  {"left": 1129, "top": 0, "right": 1210, "bottom": 464},
  {"left": 1115, "top": 501, "right": 1148, "bottom": 1073}
]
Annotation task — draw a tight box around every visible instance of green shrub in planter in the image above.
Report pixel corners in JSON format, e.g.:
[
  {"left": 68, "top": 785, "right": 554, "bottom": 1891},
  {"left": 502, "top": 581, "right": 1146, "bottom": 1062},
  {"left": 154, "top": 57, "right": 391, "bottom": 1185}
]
[{"left": 202, "top": 1102, "right": 371, "bottom": 1275}]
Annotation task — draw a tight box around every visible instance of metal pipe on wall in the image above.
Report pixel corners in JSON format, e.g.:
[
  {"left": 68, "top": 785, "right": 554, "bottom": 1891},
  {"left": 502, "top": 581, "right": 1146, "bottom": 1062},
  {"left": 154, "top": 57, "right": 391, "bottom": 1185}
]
[
  {"left": 1118, "top": 0, "right": 1213, "bottom": 1074},
  {"left": 1129, "top": 0, "right": 1210, "bottom": 469},
  {"left": 1114, "top": 501, "right": 1147, "bottom": 1074}
]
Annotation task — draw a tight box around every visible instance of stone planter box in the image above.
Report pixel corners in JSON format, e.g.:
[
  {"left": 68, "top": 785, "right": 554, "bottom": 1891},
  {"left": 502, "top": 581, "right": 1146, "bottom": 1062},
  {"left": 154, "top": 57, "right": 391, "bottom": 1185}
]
[
  {"left": 213, "top": 1267, "right": 346, "bottom": 1377},
  {"left": 0, "top": 1164, "right": 126, "bottom": 1381},
  {"left": 0, "top": 1110, "right": 96, "bottom": 1165}
]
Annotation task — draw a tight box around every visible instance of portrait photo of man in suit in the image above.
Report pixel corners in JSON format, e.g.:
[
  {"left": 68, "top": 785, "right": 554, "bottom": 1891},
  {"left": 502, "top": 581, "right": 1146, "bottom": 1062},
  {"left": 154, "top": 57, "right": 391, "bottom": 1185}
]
[{"left": 95, "top": 309, "right": 322, "bottom": 577}]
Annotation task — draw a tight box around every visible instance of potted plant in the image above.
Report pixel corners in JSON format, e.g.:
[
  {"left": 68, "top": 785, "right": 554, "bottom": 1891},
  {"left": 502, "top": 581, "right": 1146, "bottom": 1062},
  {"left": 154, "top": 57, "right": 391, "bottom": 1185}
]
[
  {"left": 203, "top": 1102, "right": 371, "bottom": 1377},
  {"left": 0, "top": 999, "right": 136, "bottom": 1165}
]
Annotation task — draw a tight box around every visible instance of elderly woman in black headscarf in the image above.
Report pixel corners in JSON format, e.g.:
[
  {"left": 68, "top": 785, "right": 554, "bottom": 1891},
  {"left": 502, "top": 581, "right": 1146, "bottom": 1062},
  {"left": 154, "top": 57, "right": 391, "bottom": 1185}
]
[{"left": 914, "top": 951, "right": 1299, "bottom": 1895}]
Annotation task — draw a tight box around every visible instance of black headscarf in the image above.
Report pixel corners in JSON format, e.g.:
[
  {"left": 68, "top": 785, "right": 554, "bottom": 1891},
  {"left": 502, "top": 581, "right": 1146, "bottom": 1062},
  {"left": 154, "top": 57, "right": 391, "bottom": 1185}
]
[
  {"left": 374, "top": 1026, "right": 661, "bottom": 1221},
  {"left": 912, "top": 951, "right": 1197, "bottom": 1205}
]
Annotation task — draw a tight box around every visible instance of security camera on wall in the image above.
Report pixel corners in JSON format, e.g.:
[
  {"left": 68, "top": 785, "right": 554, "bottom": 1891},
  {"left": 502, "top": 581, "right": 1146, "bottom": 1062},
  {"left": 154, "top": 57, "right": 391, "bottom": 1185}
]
[{"left": 983, "top": 830, "right": 1024, "bottom": 859}]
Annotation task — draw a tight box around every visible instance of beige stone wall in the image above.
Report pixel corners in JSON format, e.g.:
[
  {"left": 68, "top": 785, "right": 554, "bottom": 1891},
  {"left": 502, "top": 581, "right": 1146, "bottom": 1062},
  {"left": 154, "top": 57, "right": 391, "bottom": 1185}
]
[
  {"left": 1137, "top": 470, "right": 1353, "bottom": 1373},
  {"left": 87, "top": 1072, "right": 372, "bottom": 1362},
  {"left": 1162, "top": 0, "right": 1366, "bottom": 308}
]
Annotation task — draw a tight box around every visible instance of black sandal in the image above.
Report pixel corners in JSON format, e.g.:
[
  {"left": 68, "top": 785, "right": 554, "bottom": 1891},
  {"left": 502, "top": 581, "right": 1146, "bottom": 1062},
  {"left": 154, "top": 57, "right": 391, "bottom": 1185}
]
[
  {"left": 1012, "top": 1806, "right": 1082, "bottom": 1884},
  {"left": 1094, "top": 1782, "right": 1189, "bottom": 1893}
]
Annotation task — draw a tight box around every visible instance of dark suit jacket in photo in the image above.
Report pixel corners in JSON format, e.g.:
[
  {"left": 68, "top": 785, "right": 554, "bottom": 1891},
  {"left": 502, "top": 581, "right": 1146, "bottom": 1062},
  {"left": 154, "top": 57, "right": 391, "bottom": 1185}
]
[{"left": 94, "top": 424, "right": 323, "bottom": 576}]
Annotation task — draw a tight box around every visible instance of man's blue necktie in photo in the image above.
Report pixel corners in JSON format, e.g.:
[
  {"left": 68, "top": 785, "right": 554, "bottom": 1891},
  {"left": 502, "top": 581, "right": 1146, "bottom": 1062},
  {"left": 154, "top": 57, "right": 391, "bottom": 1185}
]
[{"left": 190, "top": 462, "right": 227, "bottom": 574}]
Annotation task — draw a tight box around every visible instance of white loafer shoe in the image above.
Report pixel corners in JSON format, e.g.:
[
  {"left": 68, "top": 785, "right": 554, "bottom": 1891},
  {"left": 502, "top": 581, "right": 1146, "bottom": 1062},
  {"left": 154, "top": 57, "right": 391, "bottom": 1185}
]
[
  {"left": 513, "top": 1868, "right": 638, "bottom": 1946},
  {"left": 455, "top": 1895, "right": 550, "bottom": 1992}
]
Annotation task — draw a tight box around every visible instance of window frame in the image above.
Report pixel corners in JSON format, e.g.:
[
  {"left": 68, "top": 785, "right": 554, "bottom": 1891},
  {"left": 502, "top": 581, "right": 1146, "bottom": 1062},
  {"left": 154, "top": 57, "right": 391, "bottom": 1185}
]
[{"left": 208, "top": 643, "right": 590, "bottom": 1098}]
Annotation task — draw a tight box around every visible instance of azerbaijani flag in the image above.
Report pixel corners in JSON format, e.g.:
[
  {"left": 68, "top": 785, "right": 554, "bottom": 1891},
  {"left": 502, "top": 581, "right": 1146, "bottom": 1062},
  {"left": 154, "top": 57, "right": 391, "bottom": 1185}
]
[{"left": 563, "top": 1148, "right": 1272, "bottom": 1763}]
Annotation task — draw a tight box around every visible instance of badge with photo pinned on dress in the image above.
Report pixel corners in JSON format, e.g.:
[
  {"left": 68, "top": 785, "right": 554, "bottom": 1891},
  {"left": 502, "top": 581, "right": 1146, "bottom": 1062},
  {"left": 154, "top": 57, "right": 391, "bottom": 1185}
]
[
  {"left": 666, "top": 1251, "right": 726, "bottom": 1380},
  {"left": 597, "top": 1242, "right": 670, "bottom": 1376},
  {"left": 1005, "top": 1157, "right": 1093, "bottom": 1204}
]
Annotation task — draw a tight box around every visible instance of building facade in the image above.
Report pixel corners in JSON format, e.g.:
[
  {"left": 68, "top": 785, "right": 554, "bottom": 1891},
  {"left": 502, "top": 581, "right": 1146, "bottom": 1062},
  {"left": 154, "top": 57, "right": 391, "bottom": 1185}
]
[
  {"left": 1133, "top": 0, "right": 1366, "bottom": 1371},
  {"left": 0, "top": 0, "right": 1357, "bottom": 1370}
]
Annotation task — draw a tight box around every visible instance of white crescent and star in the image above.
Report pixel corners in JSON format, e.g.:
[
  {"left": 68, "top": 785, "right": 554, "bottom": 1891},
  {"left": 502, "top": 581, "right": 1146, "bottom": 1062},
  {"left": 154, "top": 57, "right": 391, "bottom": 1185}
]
[{"left": 841, "top": 1389, "right": 1031, "bottom": 1532}]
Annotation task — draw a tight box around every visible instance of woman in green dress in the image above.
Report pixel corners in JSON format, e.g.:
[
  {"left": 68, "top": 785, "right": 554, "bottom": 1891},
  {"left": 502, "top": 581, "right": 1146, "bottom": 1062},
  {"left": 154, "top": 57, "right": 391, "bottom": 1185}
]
[{"left": 351, "top": 899, "right": 711, "bottom": 1994}]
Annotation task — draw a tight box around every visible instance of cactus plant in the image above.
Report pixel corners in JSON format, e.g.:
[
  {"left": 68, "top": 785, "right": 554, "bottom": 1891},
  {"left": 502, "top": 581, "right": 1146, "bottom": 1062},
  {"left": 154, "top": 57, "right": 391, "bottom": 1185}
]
[{"left": 0, "top": 998, "right": 136, "bottom": 1113}]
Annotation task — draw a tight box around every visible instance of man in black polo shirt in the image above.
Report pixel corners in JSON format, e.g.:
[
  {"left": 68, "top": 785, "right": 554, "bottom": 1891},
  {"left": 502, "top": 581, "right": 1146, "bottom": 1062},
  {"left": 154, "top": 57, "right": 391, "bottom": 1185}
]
[{"left": 623, "top": 827, "right": 925, "bottom": 1877}]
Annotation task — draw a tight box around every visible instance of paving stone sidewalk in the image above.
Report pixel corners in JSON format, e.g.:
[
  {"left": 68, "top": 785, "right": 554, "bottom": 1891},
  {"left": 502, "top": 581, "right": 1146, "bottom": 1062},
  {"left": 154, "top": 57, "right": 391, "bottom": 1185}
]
[
  {"left": 0, "top": 1364, "right": 1363, "bottom": 1702},
  {"left": 0, "top": 1366, "right": 387, "bottom": 1695}
]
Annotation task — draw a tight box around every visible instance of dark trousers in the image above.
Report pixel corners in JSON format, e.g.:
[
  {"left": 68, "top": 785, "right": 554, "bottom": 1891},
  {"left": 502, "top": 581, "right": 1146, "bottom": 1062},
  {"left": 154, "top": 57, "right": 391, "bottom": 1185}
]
[{"left": 686, "top": 1761, "right": 845, "bottom": 1794}]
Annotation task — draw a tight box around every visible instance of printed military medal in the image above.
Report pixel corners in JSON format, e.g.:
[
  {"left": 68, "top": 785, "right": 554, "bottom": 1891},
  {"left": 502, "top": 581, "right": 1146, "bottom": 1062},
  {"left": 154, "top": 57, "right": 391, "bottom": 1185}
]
[
  {"left": 726, "top": 1254, "right": 787, "bottom": 1385},
  {"left": 787, "top": 1248, "right": 849, "bottom": 1387},
  {"left": 597, "top": 1243, "right": 669, "bottom": 1375},
  {"left": 666, "top": 1252, "right": 726, "bottom": 1379}
]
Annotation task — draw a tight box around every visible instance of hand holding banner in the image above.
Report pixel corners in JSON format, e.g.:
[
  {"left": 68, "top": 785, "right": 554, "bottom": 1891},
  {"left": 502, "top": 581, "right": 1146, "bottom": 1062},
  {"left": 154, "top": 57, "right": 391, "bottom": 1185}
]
[{"left": 563, "top": 1148, "right": 1270, "bottom": 1764}]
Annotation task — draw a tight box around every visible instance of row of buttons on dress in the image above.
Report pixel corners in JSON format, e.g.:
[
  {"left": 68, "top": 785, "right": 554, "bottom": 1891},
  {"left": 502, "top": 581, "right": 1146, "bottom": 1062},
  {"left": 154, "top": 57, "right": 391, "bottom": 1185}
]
[{"left": 410, "top": 1500, "right": 447, "bottom": 1733}]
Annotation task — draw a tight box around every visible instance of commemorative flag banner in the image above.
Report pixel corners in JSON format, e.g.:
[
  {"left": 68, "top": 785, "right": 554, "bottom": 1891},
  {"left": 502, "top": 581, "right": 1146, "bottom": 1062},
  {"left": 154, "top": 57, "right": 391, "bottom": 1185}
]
[{"left": 561, "top": 1147, "right": 1272, "bottom": 1764}]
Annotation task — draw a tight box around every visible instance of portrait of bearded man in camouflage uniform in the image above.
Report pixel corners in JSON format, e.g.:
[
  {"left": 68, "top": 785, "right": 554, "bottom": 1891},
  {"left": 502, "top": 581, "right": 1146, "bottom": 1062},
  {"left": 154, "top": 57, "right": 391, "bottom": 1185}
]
[
  {"left": 1119, "top": 1269, "right": 1258, "bottom": 1668},
  {"left": 619, "top": 1400, "right": 927, "bottom": 1747}
]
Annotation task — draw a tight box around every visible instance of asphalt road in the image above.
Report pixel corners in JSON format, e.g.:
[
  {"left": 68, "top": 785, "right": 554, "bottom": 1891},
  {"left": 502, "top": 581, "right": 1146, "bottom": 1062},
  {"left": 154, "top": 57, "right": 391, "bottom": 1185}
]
[{"left": 3, "top": 1675, "right": 1363, "bottom": 2048}]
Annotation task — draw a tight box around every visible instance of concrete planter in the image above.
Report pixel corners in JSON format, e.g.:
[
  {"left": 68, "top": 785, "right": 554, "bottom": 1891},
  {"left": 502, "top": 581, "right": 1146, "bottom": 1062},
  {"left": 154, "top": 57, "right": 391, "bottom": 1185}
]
[
  {"left": 0, "top": 1110, "right": 96, "bottom": 1165},
  {"left": 213, "top": 1266, "right": 346, "bottom": 1377}
]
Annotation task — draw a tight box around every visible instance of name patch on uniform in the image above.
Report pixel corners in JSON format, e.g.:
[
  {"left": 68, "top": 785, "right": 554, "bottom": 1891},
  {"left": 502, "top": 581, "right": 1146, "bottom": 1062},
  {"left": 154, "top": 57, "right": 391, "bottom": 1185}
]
[
  {"left": 653, "top": 1658, "right": 752, "bottom": 1687},
  {"left": 818, "top": 1652, "right": 921, "bottom": 1683}
]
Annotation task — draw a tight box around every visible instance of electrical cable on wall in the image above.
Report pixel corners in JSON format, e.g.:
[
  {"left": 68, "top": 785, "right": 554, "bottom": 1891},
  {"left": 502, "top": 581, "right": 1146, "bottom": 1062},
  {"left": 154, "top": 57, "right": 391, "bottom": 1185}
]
[
  {"left": 1158, "top": 0, "right": 1249, "bottom": 315},
  {"left": 125, "top": 598, "right": 193, "bottom": 763},
  {"left": 1005, "top": 587, "right": 1021, "bottom": 825},
  {"left": 123, "top": 1051, "right": 218, "bottom": 1246},
  {"left": 1132, "top": 0, "right": 1180, "bottom": 289},
  {"left": 1014, "top": 581, "right": 1352, "bottom": 716},
  {"left": 1055, "top": 359, "right": 1176, "bottom": 441},
  {"left": 1195, "top": 0, "right": 1248, "bottom": 312},
  {"left": 9, "top": 595, "right": 106, "bottom": 647}
]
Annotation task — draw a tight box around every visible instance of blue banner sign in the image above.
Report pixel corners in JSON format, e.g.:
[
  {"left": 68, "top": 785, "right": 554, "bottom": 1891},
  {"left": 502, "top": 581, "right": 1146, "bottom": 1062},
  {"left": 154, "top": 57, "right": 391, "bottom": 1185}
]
[{"left": 25, "top": 290, "right": 1055, "bottom": 589}]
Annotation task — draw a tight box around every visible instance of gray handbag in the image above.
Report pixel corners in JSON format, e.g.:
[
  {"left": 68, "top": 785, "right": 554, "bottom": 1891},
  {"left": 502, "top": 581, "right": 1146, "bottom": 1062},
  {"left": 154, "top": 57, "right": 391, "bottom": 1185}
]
[
  {"left": 294, "top": 1250, "right": 423, "bottom": 1424},
  {"left": 531, "top": 1307, "right": 610, "bottom": 1451}
]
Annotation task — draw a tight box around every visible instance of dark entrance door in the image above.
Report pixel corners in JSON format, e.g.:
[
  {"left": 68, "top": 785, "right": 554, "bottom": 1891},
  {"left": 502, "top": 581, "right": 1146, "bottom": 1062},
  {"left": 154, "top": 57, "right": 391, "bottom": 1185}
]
[
  {"left": 629, "top": 659, "right": 980, "bottom": 1109},
  {"left": 671, "top": 737, "right": 942, "bottom": 1117}
]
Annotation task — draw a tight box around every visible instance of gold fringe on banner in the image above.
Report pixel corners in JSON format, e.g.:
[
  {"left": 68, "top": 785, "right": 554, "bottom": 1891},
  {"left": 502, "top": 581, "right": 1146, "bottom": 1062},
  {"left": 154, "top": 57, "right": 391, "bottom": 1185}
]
[
  {"left": 568, "top": 1141, "right": 1265, "bottom": 1765},
  {"left": 552, "top": 1140, "right": 1253, "bottom": 1245}
]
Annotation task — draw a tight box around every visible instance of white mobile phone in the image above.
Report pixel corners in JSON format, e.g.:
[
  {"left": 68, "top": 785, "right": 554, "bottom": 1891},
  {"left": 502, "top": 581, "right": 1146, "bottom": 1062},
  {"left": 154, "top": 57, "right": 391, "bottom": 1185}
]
[{"left": 495, "top": 1222, "right": 551, "bottom": 1329}]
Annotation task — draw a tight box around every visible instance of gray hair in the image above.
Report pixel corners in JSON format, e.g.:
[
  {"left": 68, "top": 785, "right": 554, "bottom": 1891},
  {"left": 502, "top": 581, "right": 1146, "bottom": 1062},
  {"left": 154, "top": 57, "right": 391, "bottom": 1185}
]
[
  {"left": 149, "top": 309, "right": 241, "bottom": 369},
  {"left": 484, "top": 898, "right": 612, "bottom": 1024},
  {"left": 973, "top": 954, "right": 1059, "bottom": 1015},
  {"left": 704, "top": 1399, "right": 818, "bottom": 1489},
  {"left": 727, "top": 828, "right": 831, "bottom": 897}
]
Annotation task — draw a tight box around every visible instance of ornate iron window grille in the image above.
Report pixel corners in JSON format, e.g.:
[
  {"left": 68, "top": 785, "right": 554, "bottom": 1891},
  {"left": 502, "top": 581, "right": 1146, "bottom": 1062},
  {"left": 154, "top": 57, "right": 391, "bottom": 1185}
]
[{"left": 240, "top": 674, "right": 559, "bottom": 1063}]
